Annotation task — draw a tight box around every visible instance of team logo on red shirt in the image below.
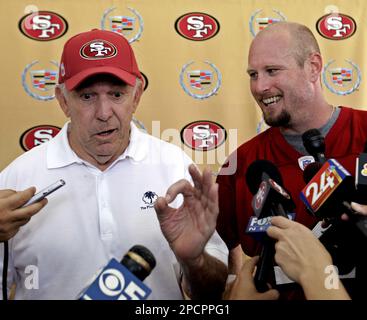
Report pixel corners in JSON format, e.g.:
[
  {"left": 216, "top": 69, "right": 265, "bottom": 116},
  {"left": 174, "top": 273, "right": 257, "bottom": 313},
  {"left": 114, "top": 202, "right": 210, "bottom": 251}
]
[
  {"left": 181, "top": 121, "right": 227, "bottom": 151},
  {"left": 316, "top": 13, "right": 356, "bottom": 40},
  {"left": 19, "top": 11, "right": 68, "bottom": 41},
  {"left": 175, "top": 12, "right": 220, "bottom": 41},
  {"left": 20, "top": 125, "right": 61, "bottom": 151}
]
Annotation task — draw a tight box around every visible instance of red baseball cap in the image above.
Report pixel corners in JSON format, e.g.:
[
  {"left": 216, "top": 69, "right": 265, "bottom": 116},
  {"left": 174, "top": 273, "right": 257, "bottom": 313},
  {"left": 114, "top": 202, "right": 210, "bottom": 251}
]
[{"left": 58, "top": 29, "right": 143, "bottom": 90}]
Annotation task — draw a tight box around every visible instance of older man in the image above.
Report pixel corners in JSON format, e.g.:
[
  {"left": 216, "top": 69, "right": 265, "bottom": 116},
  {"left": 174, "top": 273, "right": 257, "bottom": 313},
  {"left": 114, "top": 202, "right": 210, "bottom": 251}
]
[{"left": 0, "top": 29, "right": 228, "bottom": 299}]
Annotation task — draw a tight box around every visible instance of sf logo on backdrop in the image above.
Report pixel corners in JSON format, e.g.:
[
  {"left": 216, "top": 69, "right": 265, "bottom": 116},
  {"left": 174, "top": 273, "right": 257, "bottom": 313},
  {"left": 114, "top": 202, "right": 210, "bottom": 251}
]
[
  {"left": 19, "top": 10, "right": 68, "bottom": 41},
  {"left": 180, "top": 121, "right": 227, "bottom": 151},
  {"left": 20, "top": 125, "right": 61, "bottom": 151},
  {"left": 316, "top": 13, "right": 356, "bottom": 40},
  {"left": 175, "top": 12, "right": 220, "bottom": 41}
]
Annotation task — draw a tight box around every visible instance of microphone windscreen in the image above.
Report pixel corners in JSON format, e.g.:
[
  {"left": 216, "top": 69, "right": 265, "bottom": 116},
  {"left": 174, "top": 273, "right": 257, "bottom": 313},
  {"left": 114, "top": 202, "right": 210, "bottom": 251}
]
[
  {"left": 121, "top": 245, "right": 156, "bottom": 281},
  {"left": 303, "top": 162, "right": 323, "bottom": 184},
  {"left": 302, "top": 129, "right": 325, "bottom": 156},
  {"left": 245, "top": 159, "right": 283, "bottom": 195}
]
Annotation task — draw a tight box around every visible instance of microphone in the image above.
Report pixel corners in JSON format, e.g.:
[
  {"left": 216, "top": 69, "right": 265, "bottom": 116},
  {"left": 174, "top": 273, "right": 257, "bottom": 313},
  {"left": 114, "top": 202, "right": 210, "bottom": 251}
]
[
  {"left": 300, "top": 159, "right": 355, "bottom": 219},
  {"left": 246, "top": 160, "right": 295, "bottom": 219},
  {"left": 78, "top": 245, "right": 156, "bottom": 300},
  {"left": 300, "top": 159, "right": 367, "bottom": 238},
  {"left": 245, "top": 160, "right": 295, "bottom": 292},
  {"left": 355, "top": 140, "right": 367, "bottom": 204},
  {"left": 302, "top": 129, "right": 326, "bottom": 164}
]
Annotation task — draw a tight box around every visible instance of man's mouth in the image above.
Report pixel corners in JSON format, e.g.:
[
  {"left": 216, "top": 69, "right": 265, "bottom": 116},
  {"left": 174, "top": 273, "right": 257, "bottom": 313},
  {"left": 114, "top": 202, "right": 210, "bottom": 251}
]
[
  {"left": 261, "top": 95, "right": 282, "bottom": 106},
  {"left": 96, "top": 128, "right": 117, "bottom": 137}
]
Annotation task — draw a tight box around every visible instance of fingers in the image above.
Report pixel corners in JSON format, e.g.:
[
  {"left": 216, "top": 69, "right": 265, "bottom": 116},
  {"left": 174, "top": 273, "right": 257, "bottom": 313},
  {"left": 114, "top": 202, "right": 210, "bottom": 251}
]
[
  {"left": 164, "top": 179, "right": 194, "bottom": 203},
  {"left": 12, "top": 198, "right": 48, "bottom": 222},
  {"left": 207, "top": 183, "right": 219, "bottom": 217},
  {"left": 261, "top": 288, "right": 280, "bottom": 300},
  {"left": 351, "top": 202, "right": 367, "bottom": 216},
  {"left": 7, "top": 187, "right": 36, "bottom": 210},
  {"left": 270, "top": 216, "right": 291, "bottom": 228},
  {"left": 0, "top": 189, "right": 16, "bottom": 199},
  {"left": 189, "top": 164, "right": 202, "bottom": 191},
  {"left": 240, "top": 255, "right": 259, "bottom": 277},
  {"left": 267, "top": 216, "right": 292, "bottom": 240},
  {"left": 154, "top": 196, "right": 169, "bottom": 216},
  {"left": 189, "top": 164, "right": 214, "bottom": 197}
]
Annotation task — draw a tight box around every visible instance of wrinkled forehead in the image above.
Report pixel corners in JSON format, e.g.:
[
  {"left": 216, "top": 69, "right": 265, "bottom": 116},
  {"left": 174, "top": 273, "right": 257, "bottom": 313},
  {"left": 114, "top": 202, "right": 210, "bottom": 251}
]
[{"left": 74, "top": 73, "right": 128, "bottom": 91}]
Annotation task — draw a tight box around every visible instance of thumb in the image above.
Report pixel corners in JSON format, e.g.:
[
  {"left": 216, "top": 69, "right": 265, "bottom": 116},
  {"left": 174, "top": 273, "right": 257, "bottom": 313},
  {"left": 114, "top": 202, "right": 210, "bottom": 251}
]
[
  {"left": 154, "top": 196, "right": 168, "bottom": 216},
  {"left": 261, "top": 288, "right": 280, "bottom": 300},
  {"left": 351, "top": 202, "right": 367, "bottom": 216}
]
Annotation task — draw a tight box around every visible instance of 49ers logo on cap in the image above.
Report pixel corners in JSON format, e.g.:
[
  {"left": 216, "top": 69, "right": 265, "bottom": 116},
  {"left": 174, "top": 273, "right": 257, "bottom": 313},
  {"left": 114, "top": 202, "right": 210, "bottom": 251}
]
[
  {"left": 316, "top": 13, "right": 356, "bottom": 40},
  {"left": 20, "top": 125, "right": 60, "bottom": 151},
  {"left": 19, "top": 11, "right": 68, "bottom": 41},
  {"left": 175, "top": 12, "right": 220, "bottom": 41},
  {"left": 80, "top": 40, "right": 118, "bottom": 59},
  {"left": 181, "top": 121, "right": 226, "bottom": 151}
]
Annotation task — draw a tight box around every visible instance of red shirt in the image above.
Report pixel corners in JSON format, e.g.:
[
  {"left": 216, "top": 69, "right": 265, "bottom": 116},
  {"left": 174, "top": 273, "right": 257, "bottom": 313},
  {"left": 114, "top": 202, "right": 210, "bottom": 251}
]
[{"left": 216, "top": 107, "right": 367, "bottom": 299}]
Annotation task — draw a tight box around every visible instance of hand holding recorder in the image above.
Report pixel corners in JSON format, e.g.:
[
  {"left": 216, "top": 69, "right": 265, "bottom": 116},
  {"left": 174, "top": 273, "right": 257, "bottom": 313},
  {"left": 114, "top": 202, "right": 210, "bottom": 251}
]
[{"left": 0, "top": 180, "right": 65, "bottom": 241}]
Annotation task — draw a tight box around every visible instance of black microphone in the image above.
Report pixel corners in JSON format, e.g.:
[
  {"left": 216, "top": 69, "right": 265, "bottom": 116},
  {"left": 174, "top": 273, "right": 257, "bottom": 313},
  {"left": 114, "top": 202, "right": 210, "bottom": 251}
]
[
  {"left": 245, "top": 160, "right": 295, "bottom": 292},
  {"left": 302, "top": 129, "right": 327, "bottom": 164},
  {"left": 78, "top": 245, "right": 156, "bottom": 300},
  {"left": 355, "top": 140, "right": 367, "bottom": 204}
]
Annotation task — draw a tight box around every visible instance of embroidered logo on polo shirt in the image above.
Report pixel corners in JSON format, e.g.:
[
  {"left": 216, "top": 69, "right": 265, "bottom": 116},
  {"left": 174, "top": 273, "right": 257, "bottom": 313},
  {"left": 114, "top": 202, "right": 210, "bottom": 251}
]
[{"left": 141, "top": 191, "right": 158, "bottom": 210}]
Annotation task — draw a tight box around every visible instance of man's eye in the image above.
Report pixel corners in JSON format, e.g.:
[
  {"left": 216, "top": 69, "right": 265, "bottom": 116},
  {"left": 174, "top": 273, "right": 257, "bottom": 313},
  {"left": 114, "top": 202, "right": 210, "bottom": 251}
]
[
  {"left": 81, "top": 93, "right": 93, "bottom": 100},
  {"left": 113, "top": 92, "right": 122, "bottom": 98},
  {"left": 248, "top": 72, "right": 257, "bottom": 80},
  {"left": 267, "top": 69, "right": 278, "bottom": 75}
]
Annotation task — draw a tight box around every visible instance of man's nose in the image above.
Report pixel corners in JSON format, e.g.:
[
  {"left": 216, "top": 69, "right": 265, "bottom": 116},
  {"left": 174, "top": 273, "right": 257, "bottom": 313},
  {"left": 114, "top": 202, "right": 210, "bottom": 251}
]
[
  {"left": 96, "top": 98, "right": 113, "bottom": 121},
  {"left": 252, "top": 74, "right": 271, "bottom": 94}
]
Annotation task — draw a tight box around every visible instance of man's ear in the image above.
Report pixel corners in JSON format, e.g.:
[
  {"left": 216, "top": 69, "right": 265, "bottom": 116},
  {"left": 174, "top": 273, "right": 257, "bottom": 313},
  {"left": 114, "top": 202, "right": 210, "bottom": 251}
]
[
  {"left": 132, "top": 81, "right": 143, "bottom": 113},
  {"left": 307, "top": 52, "right": 323, "bottom": 83},
  {"left": 55, "top": 86, "right": 71, "bottom": 118}
]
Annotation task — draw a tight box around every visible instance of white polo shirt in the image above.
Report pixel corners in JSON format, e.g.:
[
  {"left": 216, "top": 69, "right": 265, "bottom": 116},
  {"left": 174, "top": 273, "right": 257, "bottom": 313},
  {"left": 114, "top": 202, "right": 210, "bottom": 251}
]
[{"left": 0, "top": 122, "right": 228, "bottom": 300}]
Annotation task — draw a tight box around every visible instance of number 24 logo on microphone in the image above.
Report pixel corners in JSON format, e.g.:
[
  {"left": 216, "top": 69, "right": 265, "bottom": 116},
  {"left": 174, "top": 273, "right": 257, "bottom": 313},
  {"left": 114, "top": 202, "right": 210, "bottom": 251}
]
[{"left": 304, "top": 165, "right": 341, "bottom": 210}]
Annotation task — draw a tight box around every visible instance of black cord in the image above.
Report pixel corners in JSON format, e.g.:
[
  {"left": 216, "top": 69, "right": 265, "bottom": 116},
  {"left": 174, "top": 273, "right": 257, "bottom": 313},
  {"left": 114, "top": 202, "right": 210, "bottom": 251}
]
[{"left": 2, "top": 241, "right": 8, "bottom": 301}]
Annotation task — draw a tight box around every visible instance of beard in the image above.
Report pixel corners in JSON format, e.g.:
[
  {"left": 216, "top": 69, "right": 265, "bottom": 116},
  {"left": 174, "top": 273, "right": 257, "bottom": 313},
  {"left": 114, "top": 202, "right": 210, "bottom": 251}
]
[{"left": 263, "top": 109, "right": 291, "bottom": 128}]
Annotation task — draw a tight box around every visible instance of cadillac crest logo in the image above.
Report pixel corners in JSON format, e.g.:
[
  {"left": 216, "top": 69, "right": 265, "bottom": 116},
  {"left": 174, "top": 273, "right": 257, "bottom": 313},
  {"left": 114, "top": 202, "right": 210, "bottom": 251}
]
[
  {"left": 249, "top": 9, "right": 287, "bottom": 37},
  {"left": 101, "top": 6, "right": 143, "bottom": 43},
  {"left": 22, "top": 60, "right": 59, "bottom": 101},
  {"left": 322, "top": 59, "right": 361, "bottom": 95},
  {"left": 179, "top": 61, "right": 222, "bottom": 99}
]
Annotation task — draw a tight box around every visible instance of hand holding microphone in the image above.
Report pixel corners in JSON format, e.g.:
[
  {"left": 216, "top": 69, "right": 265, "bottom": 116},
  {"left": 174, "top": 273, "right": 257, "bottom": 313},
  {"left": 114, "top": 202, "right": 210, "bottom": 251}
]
[{"left": 267, "top": 216, "right": 350, "bottom": 300}]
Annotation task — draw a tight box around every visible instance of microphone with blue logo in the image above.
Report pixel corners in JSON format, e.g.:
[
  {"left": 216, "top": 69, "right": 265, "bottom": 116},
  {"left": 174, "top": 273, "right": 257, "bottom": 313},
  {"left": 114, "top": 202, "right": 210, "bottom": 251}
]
[
  {"left": 245, "top": 160, "right": 295, "bottom": 292},
  {"left": 78, "top": 245, "right": 156, "bottom": 300}
]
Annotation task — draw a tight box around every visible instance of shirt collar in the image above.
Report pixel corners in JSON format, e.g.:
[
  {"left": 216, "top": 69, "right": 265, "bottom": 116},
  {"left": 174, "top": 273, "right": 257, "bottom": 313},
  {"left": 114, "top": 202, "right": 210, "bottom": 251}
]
[{"left": 46, "top": 121, "right": 147, "bottom": 169}]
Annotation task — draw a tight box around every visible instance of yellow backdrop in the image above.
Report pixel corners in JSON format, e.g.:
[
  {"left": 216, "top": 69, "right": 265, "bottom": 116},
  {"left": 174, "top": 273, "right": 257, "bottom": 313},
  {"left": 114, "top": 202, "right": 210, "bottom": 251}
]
[{"left": 0, "top": 0, "right": 366, "bottom": 174}]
